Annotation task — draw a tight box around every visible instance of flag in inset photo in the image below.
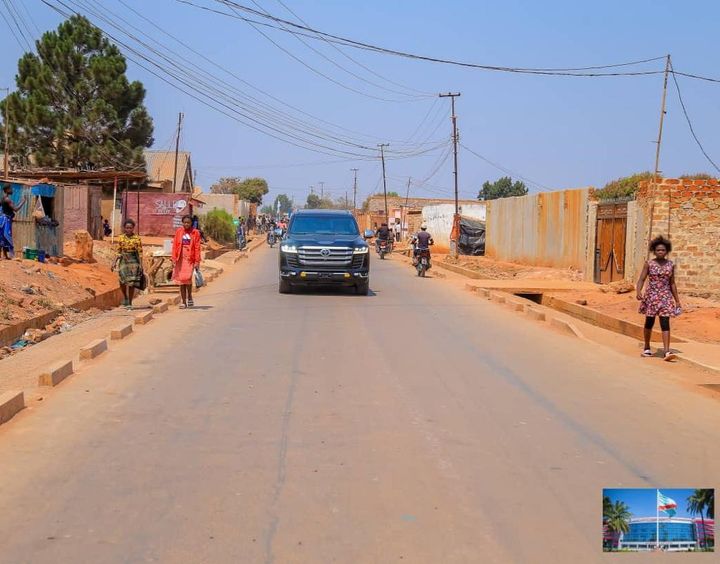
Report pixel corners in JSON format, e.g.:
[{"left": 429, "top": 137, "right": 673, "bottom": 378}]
[{"left": 658, "top": 491, "right": 677, "bottom": 517}]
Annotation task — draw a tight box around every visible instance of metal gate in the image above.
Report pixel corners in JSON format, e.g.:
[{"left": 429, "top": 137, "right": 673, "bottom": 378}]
[{"left": 594, "top": 201, "right": 628, "bottom": 284}]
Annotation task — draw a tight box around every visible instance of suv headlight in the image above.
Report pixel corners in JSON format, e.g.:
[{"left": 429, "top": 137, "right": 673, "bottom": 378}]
[
  {"left": 353, "top": 246, "right": 369, "bottom": 254},
  {"left": 281, "top": 244, "right": 298, "bottom": 253}
]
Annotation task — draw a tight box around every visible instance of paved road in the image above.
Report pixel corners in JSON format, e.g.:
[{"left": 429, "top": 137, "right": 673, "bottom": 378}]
[{"left": 0, "top": 247, "right": 718, "bottom": 563}]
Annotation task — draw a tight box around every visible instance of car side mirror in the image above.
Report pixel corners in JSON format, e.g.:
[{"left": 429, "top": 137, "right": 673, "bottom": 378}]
[{"left": 363, "top": 229, "right": 374, "bottom": 239}]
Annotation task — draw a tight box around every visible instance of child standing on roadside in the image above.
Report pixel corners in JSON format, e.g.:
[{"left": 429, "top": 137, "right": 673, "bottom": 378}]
[{"left": 637, "top": 235, "right": 682, "bottom": 361}]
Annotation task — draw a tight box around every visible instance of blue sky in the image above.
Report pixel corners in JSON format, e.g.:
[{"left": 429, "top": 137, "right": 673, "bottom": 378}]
[
  {"left": 1, "top": 0, "right": 719, "bottom": 206},
  {"left": 604, "top": 488, "right": 710, "bottom": 519}
]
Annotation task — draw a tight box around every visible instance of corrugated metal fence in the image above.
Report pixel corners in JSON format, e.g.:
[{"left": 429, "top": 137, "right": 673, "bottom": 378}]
[{"left": 485, "top": 188, "right": 589, "bottom": 269}]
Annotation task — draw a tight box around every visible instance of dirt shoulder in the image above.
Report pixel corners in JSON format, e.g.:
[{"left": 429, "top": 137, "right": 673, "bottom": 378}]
[{"left": 550, "top": 289, "right": 720, "bottom": 345}]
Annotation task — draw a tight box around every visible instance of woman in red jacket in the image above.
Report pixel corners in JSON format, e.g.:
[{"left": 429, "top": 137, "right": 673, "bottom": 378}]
[{"left": 172, "top": 215, "right": 202, "bottom": 308}]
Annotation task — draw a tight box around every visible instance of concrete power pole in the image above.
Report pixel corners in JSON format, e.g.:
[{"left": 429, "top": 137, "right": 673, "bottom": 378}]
[
  {"left": 378, "top": 144, "right": 390, "bottom": 220},
  {"left": 319, "top": 181, "right": 325, "bottom": 199},
  {"left": 439, "top": 92, "right": 461, "bottom": 257},
  {"left": 172, "top": 112, "right": 184, "bottom": 193},
  {"left": 351, "top": 168, "right": 359, "bottom": 212}
]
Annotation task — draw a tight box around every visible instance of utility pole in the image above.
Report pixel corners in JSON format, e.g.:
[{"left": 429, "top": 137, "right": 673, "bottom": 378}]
[
  {"left": 351, "top": 168, "right": 359, "bottom": 212},
  {"left": 378, "top": 143, "right": 390, "bottom": 220},
  {"left": 2, "top": 87, "right": 10, "bottom": 180},
  {"left": 401, "top": 176, "right": 411, "bottom": 241},
  {"left": 440, "top": 92, "right": 461, "bottom": 257},
  {"left": 319, "top": 181, "right": 325, "bottom": 199},
  {"left": 648, "top": 55, "right": 671, "bottom": 243},
  {"left": 172, "top": 112, "right": 184, "bottom": 193}
]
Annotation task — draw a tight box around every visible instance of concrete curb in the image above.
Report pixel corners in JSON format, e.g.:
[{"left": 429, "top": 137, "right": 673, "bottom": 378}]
[
  {"left": 490, "top": 292, "right": 506, "bottom": 305},
  {"left": 110, "top": 324, "right": 133, "bottom": 341},
  {"left": 550, "top": 317, "right": 584, "bottom": 339},
  {"left": 152, "top": 302, "right": 169, "bottom": 314},
  {"left": 80, "top": 339, "right": 108, "bottom": 360},
  {"left": 134, "top": 311, "right": 153, "bottom": 325},
  {"left": 526, "top": 307, "right": 547, "bottom": 322},
  {"left": 166, "top": 295, "right": 181, "bottom": 306},
  {"left": 0, "top": 391, "right": 25, "bottom": 425},
  {"left": 38, "top": 360, "right": 74, "bottom": 387}
]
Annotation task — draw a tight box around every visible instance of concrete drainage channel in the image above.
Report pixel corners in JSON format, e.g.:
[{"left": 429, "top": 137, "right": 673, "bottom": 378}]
[
  {"left": 0, "top": 242, "right": 264, "bottom": 428},
  {"left": 466, "top": 285, "right": 585, "bottom": 340}
]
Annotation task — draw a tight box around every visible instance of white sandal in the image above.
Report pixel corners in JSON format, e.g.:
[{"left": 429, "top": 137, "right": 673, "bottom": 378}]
[
  {"left": 663, "top": 351, "right": 677, "bottom": 362},
  {"left": 641, "top": 349, "right": 653, "bottom": 357}
]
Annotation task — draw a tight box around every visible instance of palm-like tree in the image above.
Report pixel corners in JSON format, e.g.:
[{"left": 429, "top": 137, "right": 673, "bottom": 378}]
[
  {"left": 687, "top": 489, "right": 714, "bottom": 549},
  {"left": 605, "top": 501, "right": 631, "bottom": 550}
]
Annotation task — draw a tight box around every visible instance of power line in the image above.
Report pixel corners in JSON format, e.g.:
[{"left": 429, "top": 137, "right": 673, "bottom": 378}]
[
  {"left": 460, "top": 143, "right": 552, "bottom": 191},
  {"left": 190, "top": 1, "right": 668, "bottom": 78},
  {"left": 668, "top": 61, "right": 720, "bottom": 174},
  {"left": 271, "top": 0, "right": 432, "bottom": 98}
]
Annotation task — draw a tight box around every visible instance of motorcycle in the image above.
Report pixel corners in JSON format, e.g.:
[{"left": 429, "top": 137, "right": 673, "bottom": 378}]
[
  {"left": 376, "top": 238, "right": 392, "bottom": 260},
  {"left": 415, "top": 248, "right": 431, "bottom": 277},
  {"left": 267, "top": 230, "right": 277, "bottom": 247}
]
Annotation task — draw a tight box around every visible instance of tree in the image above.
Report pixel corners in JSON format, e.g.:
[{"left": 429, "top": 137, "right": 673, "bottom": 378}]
[
  {"left": 478, "top": 176, "right": 528, "bottom": 201},
  {"left": 260, "top": 205, "right": 273, "bottom": 215},
  {"left": 688, "top": 489, "right": 714, "bottom": 549},
  {"left": 604, "top": 501, "right": 631, "bottom": 551},
  {"left": 305, "top": 193, "right": 335, "bottom": 209},
  {"left": 273, "top": 193, "right": 293, "bottom": 215},
  {"left": 209, "top": 176, "right": 269, "bottom": 204},
  {"left": 0, "top": 15, "right": 153, "bottom": 169}
]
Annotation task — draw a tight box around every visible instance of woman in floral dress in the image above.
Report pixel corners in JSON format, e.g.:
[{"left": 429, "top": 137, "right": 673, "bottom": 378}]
[
  {"left": 112, "top": 219, "right": 144, "bottom": 309},
  {"left": 636, "top": 235, "right": 682, "bottom": 361}
]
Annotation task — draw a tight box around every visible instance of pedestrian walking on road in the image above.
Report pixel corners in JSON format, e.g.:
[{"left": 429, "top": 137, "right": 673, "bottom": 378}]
[
  {"left": 112, "top": 219, "right": 144, "bottom": 310},
  {"left": 0, "top": 184, "right": 26, "bottom": 259},
  {"left": 172, "top": 215, "right": 202, "bottom": 309},
  {"left": 637, "top": 235, "right": 682, "bottom": 361}
]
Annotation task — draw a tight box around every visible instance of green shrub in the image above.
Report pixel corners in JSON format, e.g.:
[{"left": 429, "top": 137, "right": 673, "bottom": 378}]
[
  {"left": 680, "top": 173, "right": 714, "bottom": 180},
  {"left": 201, "top": 209, "right": 235, "bottom": 244},
  {"left": 591, "top": 172, "right": 655, "bottom": 201}
]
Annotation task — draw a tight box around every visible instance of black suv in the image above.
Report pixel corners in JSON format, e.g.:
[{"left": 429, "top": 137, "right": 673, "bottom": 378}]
[{"left": 278, "top": 209, "right": 370, "bottom": 295}]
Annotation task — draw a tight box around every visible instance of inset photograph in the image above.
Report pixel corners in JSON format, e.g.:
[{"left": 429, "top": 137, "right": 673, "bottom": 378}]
[{"left": 603, "top": 488, "right": 714, "bottom": 552}]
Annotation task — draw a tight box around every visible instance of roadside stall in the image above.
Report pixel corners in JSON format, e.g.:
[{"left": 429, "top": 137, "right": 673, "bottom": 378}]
[{"left": 1, "top": 179, "right": 62, "bottom": 258}]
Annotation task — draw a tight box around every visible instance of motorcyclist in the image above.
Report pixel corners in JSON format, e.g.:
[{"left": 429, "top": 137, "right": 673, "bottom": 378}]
[
  {"left": 267, "top": 218, "right": 278, "bottom": 243},
  {"left": 375, "top": 222, "right": 391, "bottom": 253},
  {"left": 411, "top": 223, "right": 434, "bottom": 264}
]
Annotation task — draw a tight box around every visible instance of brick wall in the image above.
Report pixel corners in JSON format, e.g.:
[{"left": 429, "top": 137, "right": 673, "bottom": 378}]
[{"left": 635, "top": 178, "right": 720, "bottom": 298}]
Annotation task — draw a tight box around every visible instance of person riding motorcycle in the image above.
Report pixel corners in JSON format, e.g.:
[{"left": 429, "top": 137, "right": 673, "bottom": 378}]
[
  {"left": 375, "top": 222, "right": 392, "bottom": 253},
  {"left": 411, "top": 223, "right": 434, "bottom": 264}
]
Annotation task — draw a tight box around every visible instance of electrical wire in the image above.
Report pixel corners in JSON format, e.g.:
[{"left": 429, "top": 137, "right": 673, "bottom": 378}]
[
  {"left": 0, "top": 0, "right": 33, "bottom": 51},
  {"left": 114, "top": 0, "right": 431, "bottom": 149},
  {"left": 188, "top": 0, "right": 668, "bottom": 78},
  {"left": 55, "top": 0, "right": 443, "bottom": 160},
  {"left": 460, "top": 143, "right": 551, "bottom": 191},
  {"left": 271, "top": 0, "right": 433, "bottom": 98},
  {"left": 668, "top": 62, "right": 720, "bottom": 174}
]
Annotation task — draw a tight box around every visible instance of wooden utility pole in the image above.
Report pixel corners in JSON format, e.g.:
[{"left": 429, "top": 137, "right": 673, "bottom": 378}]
[
  {"left": 319, "top": 181, "right": 325, "bottom": 199},
  {"left": 440, "top": 92, "right": 461, "bottom": 257},
  {"left": 2, "top": 87, "right": 10, "bottom": 180},
  {"left": 648, "top": 55, "right": 671, "bottom": 243},
  {"left": 172, "top": 112, "right": 184, "bottom": 192},
  {"left": 378, "top": 143, "right": 390, "bottom": 220},
  {"left": 351, "top": 168, "right": 359, "bottom": 211}
]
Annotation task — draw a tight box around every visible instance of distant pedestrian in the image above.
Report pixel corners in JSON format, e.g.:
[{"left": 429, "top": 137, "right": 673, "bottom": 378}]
[
  {"left": 103, "top": 218, "right": 112, "bottom": 238},
  {"left": 0, "top": 184, "right": 26, "bottom": 259},
  {"left": 393, "top": 221, "right": 401, "bottom": 242},
  {"left": 172, "top": 215, "right": 202, "bottom": 308},
  {"left": 637, "top": 235, "right": 682, "bottom": 361},
  {"left": 112, "top": 219, "right": 143, "bottom": 309}
]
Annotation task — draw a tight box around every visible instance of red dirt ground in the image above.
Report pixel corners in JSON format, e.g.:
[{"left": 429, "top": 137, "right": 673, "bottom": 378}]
[{"left": 553, "top": 289, "right": 720, "bottom": 344}]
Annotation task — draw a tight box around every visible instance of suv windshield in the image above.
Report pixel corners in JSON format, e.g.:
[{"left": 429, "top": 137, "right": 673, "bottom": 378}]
[{"left": 289, "top": 216, "right": 359, "bottom": 235}]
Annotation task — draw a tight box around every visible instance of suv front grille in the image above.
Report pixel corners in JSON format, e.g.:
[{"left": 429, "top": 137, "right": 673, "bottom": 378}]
[
  {"left": 351, "top": 254, "right": 365, "bottom": 268},
  {"left": 298, "top": 246, "right": 353, "bottom": 268}
]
